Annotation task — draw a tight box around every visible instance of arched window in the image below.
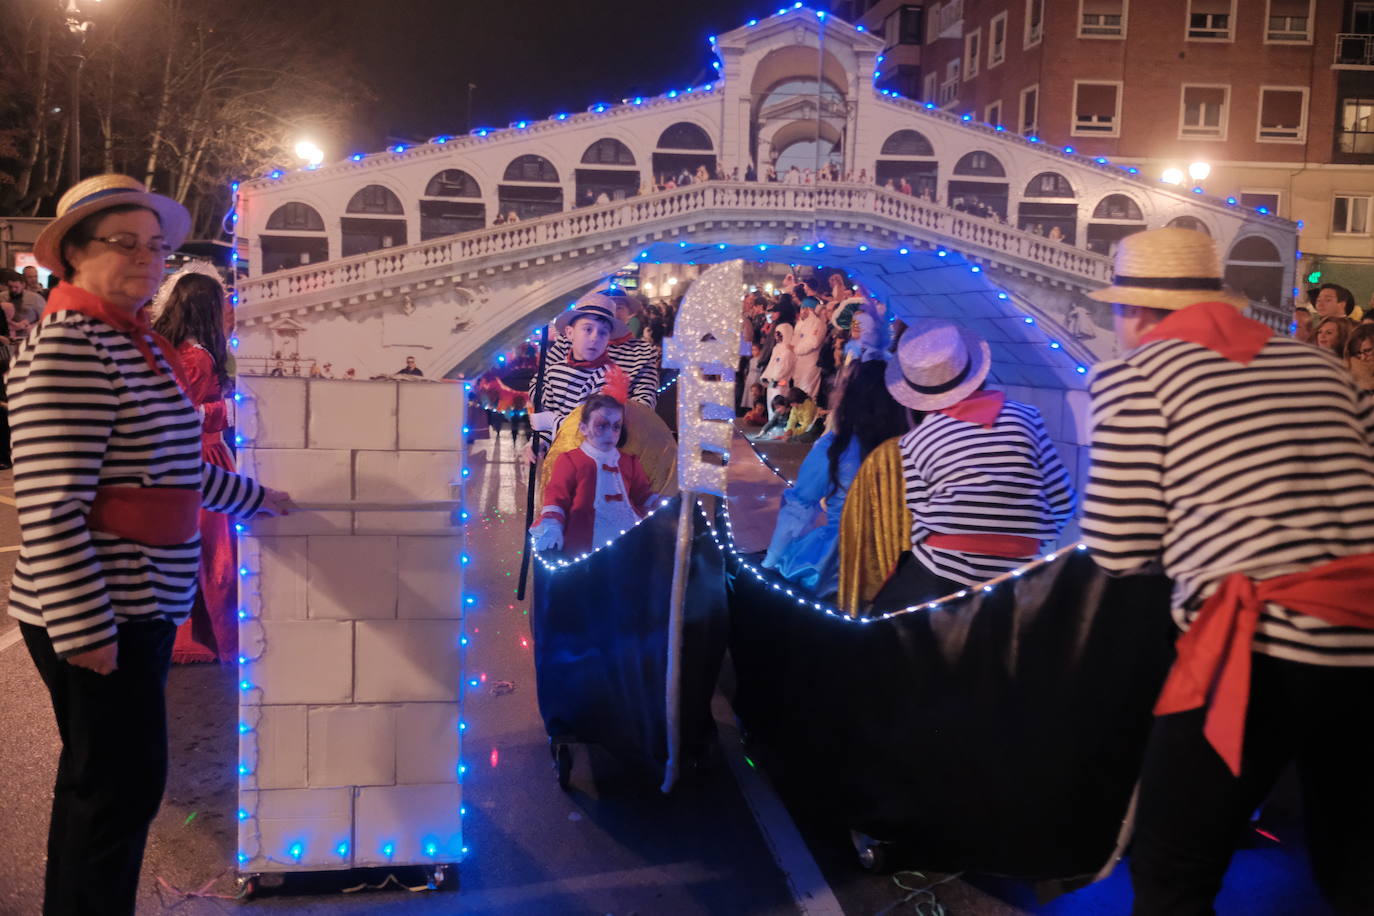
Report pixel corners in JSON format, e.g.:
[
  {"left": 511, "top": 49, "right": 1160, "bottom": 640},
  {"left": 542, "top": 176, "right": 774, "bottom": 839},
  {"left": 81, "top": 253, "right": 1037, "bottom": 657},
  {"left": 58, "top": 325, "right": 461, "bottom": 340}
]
[
  {"left": 346, "top": 184, "right": 404, "bottom": 215},
  {"left": 1024, "top": 172, "right": 1075, "bottom": 198},
  {"left": 265, "top": 202, "right": 325, "bottom": 231},
  {"left": 424, "top": 170, "right": 481, "bottom": 198},
  {"left": 656, "top": 122, "right": 713, "bottom": 150},
  {"left": 503, "top": 155, "right": 559, "bottom": 182},
  {"left": 581, "top": 138, "right": 635, "bottom": 166},
  {"left": 953, "top": 151, "right": 1006, "bottom": 177},
  {"left": 1093, "top": 194, "right": 1143, "bottom": 221},
  {"left": 880, "top": 129, "right": 935, "bottom": 157},
  {"left": 1229, "top": 236, "right": 1281, "bottom": 261}
]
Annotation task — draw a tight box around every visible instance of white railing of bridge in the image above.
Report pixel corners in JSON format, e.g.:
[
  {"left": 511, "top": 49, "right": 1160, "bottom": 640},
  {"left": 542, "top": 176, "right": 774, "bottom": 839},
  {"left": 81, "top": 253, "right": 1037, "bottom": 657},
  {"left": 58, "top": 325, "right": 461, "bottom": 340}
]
[{"left": 239, "top": 181, "right": 1112, "bottom": 309}]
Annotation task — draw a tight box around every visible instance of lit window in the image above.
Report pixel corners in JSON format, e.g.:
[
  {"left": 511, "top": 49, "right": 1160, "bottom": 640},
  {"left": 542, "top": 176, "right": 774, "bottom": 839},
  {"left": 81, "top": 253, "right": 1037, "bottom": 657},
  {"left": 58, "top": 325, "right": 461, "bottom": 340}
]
[
  {"left": 1181, "top": 85, "right": 1229, "bottom": 139},
  {"left": 1266, "top": 0, "right": 1312, "bottom": 42},
  {"left": 1333, "top": 194, "right": 1371, "bottom": 235},
  {"left": 989, "top": 13, "right": 1008, "bottom": 67},
  {"left": 1025, "top": 0, "right": 1044, "bottom": 47},
  {"left": 1339, "top": 98, "right": 1374, "bottom": 154},
  {"left": 965, "top": 29, "right": 982, "bottom": 79},
  {"left": 1257, "top": 87, "right": 1307, "bottom": 142},
  {"left": 1187, "top": 0, "right": 1233, "bottom": 40},
  {"left": 1073, "top": 82, "right": 1122, "bottom": 136},
  {"left": 1080, "top": 0, "right": 1126, "bottom": 37},
  {"left": 1020, "top": 84, "right": 1039, "bottom": 135}
]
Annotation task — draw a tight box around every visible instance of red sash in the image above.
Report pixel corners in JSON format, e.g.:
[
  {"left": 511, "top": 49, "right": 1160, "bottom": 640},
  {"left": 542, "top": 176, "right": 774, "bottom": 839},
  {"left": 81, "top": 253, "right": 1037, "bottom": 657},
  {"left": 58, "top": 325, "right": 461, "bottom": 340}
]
[
  {"left": 88, "top": 486, "right": 201, "bottom": 546},
  {"left": 924, "top": 532, "right": 1039, "bottom": 558},
  {"left": 1154, "top": 552, "right": 1374, "bottom": 775}
]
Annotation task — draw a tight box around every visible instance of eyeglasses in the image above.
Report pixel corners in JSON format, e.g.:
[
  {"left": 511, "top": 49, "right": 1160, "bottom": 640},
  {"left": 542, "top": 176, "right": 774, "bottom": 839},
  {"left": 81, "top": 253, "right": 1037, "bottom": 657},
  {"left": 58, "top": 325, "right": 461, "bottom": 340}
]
[
  {"left": 1358, "top": 345, "right": 1374, "bottom": 359},
  {"left": 92, "top": 232, "right": 172, "bottom": 256}
]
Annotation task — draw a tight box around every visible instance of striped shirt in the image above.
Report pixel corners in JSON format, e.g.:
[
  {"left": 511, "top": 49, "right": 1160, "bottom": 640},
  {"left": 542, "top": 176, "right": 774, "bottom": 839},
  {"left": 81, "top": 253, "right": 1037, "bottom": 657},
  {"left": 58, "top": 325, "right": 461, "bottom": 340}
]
[
  {"left": 545, "top": 336, "right": 660, "bottom": 406},
  {"left": 1082, "top": 335, "right": 1374, "bottom": 667},
  {"left": 6, "top": 312, "right": 265, "bottom": 657},
  {"left": 899, "top": 399, "right": 1077, "bottom": 585}
]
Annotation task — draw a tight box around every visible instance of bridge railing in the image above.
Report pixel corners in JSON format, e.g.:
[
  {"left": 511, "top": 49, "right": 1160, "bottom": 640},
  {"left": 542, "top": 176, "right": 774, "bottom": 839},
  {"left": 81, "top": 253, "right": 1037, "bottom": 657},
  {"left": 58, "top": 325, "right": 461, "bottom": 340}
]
[{"left": 240, "top": 181, "right": 1114, "bottom": 309}]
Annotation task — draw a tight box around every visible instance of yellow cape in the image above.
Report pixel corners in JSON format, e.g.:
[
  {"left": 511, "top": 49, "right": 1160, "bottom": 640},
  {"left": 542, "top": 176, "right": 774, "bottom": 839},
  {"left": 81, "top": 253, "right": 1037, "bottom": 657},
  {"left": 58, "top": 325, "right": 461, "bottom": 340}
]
[{"left": 837, "top": 437, "right": 911, "bottom": 616}]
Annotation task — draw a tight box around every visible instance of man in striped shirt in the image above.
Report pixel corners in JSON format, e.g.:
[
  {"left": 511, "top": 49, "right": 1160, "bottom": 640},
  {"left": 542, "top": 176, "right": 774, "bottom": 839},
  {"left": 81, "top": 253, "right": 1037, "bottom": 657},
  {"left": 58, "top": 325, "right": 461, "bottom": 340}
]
[{"left": 1081, "top": 228, "right": 1374, "bottom": 915}]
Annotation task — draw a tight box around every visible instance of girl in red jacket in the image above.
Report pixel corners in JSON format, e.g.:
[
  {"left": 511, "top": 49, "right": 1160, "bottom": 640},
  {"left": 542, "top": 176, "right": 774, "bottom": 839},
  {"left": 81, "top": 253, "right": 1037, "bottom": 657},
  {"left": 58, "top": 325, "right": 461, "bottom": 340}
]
[{"left": 530, "top": 385, "right": 659, "bottom": 555}]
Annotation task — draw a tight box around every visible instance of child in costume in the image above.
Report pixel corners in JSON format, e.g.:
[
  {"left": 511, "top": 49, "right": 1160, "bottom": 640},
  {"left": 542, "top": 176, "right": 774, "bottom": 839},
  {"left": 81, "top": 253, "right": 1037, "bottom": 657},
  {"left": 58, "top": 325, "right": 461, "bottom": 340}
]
[
  {"left": 543, "top": 289, "right": 660, "bottom": 410},
  {"left": 528, "top": 293, "right": 629, "bottom": 454},
  {"left": 529, "top": 373, "right": 658, "bottom": 554}
]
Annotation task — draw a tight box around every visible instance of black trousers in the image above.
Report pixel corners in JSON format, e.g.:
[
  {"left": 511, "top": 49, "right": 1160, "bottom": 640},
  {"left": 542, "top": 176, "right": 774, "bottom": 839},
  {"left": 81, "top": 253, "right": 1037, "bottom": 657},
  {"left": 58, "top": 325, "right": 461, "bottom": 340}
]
[
  {"left": 22, "top": 620, "right": 176, "bottom": 916},
  {"left": 1131, "top": 652, "right": 1374, "bottom": 916}
]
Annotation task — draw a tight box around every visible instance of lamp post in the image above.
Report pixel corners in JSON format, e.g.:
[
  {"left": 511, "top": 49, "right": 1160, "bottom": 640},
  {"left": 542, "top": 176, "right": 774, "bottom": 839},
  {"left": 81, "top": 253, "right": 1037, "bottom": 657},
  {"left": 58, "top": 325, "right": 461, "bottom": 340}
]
[{"left": 62, "top": 0, "right": 98, "bottom": 187}]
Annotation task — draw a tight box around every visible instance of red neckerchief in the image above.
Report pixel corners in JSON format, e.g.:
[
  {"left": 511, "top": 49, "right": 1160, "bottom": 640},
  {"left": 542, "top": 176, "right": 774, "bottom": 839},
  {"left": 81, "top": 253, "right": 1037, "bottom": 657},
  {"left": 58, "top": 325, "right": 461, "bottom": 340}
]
[
  {"left": 565, "top": 351, "right": 614, "bottom": 370},
  {"left": 43, "top": 283, "right": 188, "bottom": 391},
  {"left": 1155, "top": 552, "right": 1374, "bottom": 776},
  {"left": 1137, "top": 301, "right": 1273, "bottom": 365},
  {"left": 936, "top": 389, "right": 1005, "bottom": 428}
]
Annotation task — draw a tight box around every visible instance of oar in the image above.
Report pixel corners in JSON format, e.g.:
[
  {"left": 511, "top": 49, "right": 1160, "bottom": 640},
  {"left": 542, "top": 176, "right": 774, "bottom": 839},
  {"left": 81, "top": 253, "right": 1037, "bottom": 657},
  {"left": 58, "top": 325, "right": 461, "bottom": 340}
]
[{"left": 516, "top": 325, "right": 550, "bottom": 601}]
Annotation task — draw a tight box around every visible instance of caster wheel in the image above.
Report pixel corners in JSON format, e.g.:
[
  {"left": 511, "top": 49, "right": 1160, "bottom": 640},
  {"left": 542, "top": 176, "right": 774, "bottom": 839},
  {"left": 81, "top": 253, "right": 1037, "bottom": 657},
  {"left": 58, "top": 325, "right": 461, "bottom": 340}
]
[
  {"left": 555, "top": 743, "right": 573, "bottom": 790},
  {"left": 851, "top": 830, "right": 891, "bottom": 873},
  {"left": 235, "top": 876, "right": 258, "bottom": 899}
]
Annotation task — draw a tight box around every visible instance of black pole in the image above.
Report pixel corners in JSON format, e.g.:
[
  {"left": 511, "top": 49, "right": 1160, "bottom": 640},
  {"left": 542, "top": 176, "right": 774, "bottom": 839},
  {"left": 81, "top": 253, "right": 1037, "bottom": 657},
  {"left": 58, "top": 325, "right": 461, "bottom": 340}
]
[
  {"left": 516, "top": 324, "right": 550, "bottom": 601},
  {"left": 68, "top": 49, "right": 84, "bottom": 186}
]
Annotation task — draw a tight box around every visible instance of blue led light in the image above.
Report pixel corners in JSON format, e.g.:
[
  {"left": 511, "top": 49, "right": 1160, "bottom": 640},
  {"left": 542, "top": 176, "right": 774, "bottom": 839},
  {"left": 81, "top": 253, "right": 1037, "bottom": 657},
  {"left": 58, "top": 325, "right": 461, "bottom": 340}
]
[
  {"left": 382, "top": 842, "right": 395, "bottom": 858},
  {"left": 1257, "top": 206, "right": 1270, "bottom": 214},
  {"left": 1024, "top": 316, "right": 1034, "bottom": 324},
  {"left": 461, "top": 467, "right": 471, "bottom": 478},
  {"left": 239, "top": 566, "right": 249, "bottom": 577},
  {"left": 747, "top": 18, "right": 758, "bottom": 25},
  {"left": 460, "top": 554, "right": 471, "bottom": 565},
  {"left": 336, "top": 841, "right": 349, "bottom": 857},
  {"left": 425, "top": 841, "right": 439, "bottom": 857},
  {"left": 970, "top": 266, "right": 981, "bottom": 273},
  {"left": 230, "top": 336, "right": 239, "bottom": 349},
  {"left": 435, "top": 136, "right": 450, "bottom": 144},
  {"left": 269, "top": 170, "right": 282, "bottom": 179},
  {"left": 392, "top": 145, "right": 406, "bottom": 153},
  {"left": 858, "top": 244, "right": 868, "bottom": 251},
  {"left": 234, "top": 523, "right": 245, "bottom": 534},
  {"left": 237, "top": 852, "right": 248, "bottom": 865},
  {"left": 961, "top": 113, "right": 972, "bottom": 121},
  {"left": 464, "top": 596, "right": 476, "bottom": 606},
  {"left": 1076, "top": 365, "right": 1088, "bottom": 374},
  {"left": 937, "top": 249, "right": 947, "bottom": 257},
  {"left": 1192, "top": 187, "right": 1204, "bottom": 194},
  {"left": 899, "top": 247, "right": 909, "bottom": 254},
  {"left": 238, "top": 763, "right": 250, "bottom": 776},
  {"left": 237, "top": 808, "right": 248, "bottom": 821},
  {"left": 1127, "top": 167, "right": 1139, "bottom": 174},
  {"left": 925, "top": 102, "right": 936, "bottom": 109},
  {"left": 234, "top": 434, "right": 244, "bottom": 446},
  {"left": 856, "top": 24, "right": 865, "bottom": 30},
  {"left": 997, "top": 292, "right": 1009, "bottom": 299},
  {"left": 1028, "top": 136, "right": 1040, "bottom": 142},
  {"left": 1049, "top": 341, "right": 1061, "bottom": 349},
  {"left": 350, "top": 153, "right": 364, "bottom": 161},
  {"left": 238, "top": 655, "right": 247, "bottom": 665},
  {"left": 1095, "top": 157, "right": 1108, "bottom": 164},
  {"left": 230, "top": 181, "right": 240, "bottom": 192},
  {"left": 460, "top": 636, "right": 469, "bottom": 646},
  {"left": 239, "top": 721, "right": 251, "bottom": 734},
  {"left": 555, "top": 113, "right": 568, "bottom": 120},
  {"left": 240, "top": 680, "right": 252, "bottom": 691},
  {"left": 667, "top": 90, "right": 678, "bottom": 98},
  {"left": 1062, "top": 146, "right": 1075, "bottom": 154}
]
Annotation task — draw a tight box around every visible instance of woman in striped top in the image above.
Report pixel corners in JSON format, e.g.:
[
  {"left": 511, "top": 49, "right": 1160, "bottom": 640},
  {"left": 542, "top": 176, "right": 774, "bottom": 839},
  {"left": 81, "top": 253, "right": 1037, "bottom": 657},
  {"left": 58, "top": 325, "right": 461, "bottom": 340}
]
[
  {"left": 886, "top": 320, "right": 1076, "bottom": 598},
  {"left": 1081, "top": 228, "right": 1374, "bottom": 915},
  {"left": 12, "top": 175, "right": 291, "bottom": 916}
]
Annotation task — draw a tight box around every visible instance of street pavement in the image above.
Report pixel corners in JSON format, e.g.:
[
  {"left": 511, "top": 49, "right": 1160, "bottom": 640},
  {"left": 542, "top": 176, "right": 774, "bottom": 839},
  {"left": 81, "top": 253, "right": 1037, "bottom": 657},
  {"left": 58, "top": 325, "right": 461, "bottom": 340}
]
[{"left": 0, "top": 437, "right": 1336, "bottom": 914}]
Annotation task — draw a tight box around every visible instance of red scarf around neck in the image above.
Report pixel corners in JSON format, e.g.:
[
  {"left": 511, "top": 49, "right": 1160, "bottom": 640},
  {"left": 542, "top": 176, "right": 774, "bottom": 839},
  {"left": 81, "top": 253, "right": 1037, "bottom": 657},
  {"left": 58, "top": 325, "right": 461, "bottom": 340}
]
[
  {"left": 1138, "top": 301, "right": 1273, "bottom": 365},
  {"left": 43, "top": 283, "right": 188, "bottom": 392}
]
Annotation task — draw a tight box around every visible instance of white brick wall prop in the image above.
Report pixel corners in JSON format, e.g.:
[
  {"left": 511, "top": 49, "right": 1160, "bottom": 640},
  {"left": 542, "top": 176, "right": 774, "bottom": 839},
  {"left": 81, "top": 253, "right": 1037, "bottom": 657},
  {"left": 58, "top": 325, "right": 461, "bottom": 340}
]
[{"left": 238, "top": 377, "right": 466, "bottom": 874}]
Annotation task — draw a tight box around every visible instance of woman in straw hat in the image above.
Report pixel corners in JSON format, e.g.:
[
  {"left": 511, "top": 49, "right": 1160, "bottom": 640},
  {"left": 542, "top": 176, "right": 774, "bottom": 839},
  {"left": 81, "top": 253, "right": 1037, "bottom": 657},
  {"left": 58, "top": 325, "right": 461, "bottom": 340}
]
[
  {"left": 10, "top": 174, "right": 292, "bottom": 915},
  {"left": 865, "top": 319, "right": 1076, "bottom": 609},
  {"left": 1080, "top": 227, "right": 1374, "bottom": 914}
]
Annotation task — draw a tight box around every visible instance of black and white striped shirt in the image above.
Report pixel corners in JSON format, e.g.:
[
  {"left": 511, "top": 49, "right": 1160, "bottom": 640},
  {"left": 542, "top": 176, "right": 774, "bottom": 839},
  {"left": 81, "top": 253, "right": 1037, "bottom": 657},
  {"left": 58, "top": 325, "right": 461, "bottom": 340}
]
[
  {"left": 545, "top": 336, "right": 660, "bottom": 407},
  {"left": 899, "top": 399, "right": 1077, "bottom": 585},
  {"left": 6, "top": 312, "right": 265, "bottom": 657},
  {"left": 1082, "top": 335, "right": 1374, "bottom": 666}
]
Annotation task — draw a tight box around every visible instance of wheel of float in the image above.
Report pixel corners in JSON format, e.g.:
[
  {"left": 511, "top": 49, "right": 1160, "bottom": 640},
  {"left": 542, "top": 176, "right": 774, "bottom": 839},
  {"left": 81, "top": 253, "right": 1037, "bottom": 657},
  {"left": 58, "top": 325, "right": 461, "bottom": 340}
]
[
  {"left": 555, "top": 743, "right": 573, "bottom": 790},
  {"left": 235, "top": 875, "right": 259, "bottom": 899},
  {"left": 851, "top": 830, "right": 891, "bottom": 873}
]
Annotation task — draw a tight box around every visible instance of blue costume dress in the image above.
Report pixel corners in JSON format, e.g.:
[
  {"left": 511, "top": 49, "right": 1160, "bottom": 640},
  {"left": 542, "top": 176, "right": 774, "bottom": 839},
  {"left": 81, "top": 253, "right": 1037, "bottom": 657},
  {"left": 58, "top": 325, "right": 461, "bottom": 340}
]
[{"left": 761, "top": 432, "right": 862, "bottom": 597}]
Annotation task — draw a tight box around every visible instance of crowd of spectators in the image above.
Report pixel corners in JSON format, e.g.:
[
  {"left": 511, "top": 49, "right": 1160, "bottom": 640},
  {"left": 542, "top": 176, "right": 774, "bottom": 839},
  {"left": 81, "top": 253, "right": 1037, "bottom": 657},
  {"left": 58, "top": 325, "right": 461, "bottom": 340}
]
[{"left": 1294, "top": 282, "right": 1374, "bottom": 391}]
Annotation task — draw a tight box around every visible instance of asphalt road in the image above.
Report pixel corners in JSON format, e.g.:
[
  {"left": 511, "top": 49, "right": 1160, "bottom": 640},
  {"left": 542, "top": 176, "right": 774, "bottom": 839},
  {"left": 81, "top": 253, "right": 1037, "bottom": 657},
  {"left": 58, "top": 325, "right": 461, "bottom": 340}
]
[{"left": 0, "top": 443, "right": 1338, "bottom": 915}]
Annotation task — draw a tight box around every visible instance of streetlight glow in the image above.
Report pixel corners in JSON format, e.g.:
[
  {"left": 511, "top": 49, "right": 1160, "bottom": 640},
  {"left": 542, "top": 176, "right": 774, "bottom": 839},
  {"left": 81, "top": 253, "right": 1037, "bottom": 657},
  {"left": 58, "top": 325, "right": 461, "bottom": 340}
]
[
  {"left": 1161, "top": 167, "right": 1185, "bottom": 185},
  {"left": 294, "top": 140, "right": 325, "bottom": 167},
  {"left": 1188, "top": 161, "right": 1211, "bottom": 181}
]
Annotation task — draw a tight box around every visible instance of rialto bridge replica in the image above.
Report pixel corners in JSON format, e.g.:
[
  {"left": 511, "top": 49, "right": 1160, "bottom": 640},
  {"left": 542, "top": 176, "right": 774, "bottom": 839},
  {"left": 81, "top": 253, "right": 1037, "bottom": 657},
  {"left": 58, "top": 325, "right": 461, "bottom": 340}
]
[{"left": 232, "top": 5, "right": 1296, "bottom": 384}]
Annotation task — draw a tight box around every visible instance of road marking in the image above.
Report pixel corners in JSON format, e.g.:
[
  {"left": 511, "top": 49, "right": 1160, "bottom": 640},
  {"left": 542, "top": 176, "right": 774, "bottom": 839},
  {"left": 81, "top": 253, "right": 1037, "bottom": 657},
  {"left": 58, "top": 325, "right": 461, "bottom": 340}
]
[
  {"left": 0, "top": 626, "right": 22, "bottom": 654},
  {"left": 713, "top": 693, "right": 846, "bottom": 916}
]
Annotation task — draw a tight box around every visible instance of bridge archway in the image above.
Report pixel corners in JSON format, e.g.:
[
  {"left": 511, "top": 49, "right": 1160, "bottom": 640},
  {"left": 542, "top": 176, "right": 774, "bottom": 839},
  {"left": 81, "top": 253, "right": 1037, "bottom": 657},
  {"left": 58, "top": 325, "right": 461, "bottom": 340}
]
[
  {"left": 951, "top": 150, "right": 1009, "bottom": 218},
  {"left": 1087, "top": 193, "right": 1147, "bottom": 255},
  {"left": 876, "top": 129, "right": 938, "bottom": 196},
  {"left": 499, "top": 154, "right": 563, "bottom": 221},
  {"left": 653, "top": 121, "right": 716, "bottom": 183},
  {"left": 1018, "top": 172, "right": 1078, "bottom": 243},
  {"left": 262, "top": 202, "right": 329, "bottom": 273},
  {"left": 421, "top": 169, "right": 485, "bottom": 240},
  {"left": 576, "top": 138, "right": 640, "bottom": 205},
  {"left": 342, "top": 184, "right": 407, "bottom": 256},
  {"left": 1225, "top": 235, "right": 1286, "bottom": 309}
]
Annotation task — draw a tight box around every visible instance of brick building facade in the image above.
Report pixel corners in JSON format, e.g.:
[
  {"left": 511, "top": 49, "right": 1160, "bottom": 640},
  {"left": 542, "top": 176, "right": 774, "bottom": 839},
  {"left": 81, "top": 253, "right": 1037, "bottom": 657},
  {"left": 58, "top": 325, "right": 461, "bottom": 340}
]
[{"left": 844, "top": 0, "right": 1374, "bottom": 301}]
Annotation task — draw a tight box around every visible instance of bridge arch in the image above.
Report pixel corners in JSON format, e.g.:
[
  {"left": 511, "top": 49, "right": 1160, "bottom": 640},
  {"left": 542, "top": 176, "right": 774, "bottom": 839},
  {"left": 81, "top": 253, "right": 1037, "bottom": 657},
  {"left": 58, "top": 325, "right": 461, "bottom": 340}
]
[
  {"left": 1018, "top": 172, "right": 1078, "bottom": 243},
  {"left": 653, "top": 121, "right": 716, "bottom": 183},
  {"left": 342, "top": 183, "right": 407, "bottom": 256},
  {"left": 875, "top": 129, "right": 938, "bottom": 196},
  {"left": 421, "top": 169, "right": 485, "bottom": 240},
  {"left": 499, "top": 153, "right": 564, "bottom": 221},
  {"left": 950, "top": 150, "right": 1009, "bottom": 218},
  {"left": 576, "top": 137, "right": 640, "bottom": 205},
  {"left": 1225, "top": 235, "right": 1286, "bottom": 309},
  {"left": 262, "top": 201, "right": 329, "bottom": 274},
  {"left": 1166, "top": 214, "right": 1212, "bottom": 236},
  {"left": 1087, "top": 192, "right": 1148, "bottom": 255}
]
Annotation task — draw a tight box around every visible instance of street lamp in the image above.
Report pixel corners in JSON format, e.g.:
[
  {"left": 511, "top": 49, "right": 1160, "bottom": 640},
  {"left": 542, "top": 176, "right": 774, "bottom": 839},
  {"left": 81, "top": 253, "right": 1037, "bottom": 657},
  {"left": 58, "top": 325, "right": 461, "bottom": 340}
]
[
  {"left": 294, "top": 140, "right": 325, "bottom": 168},
  {"left": 62, "top": 0, "right": 99, "bottom": 186},
  {"left": 1161, "top": 167, "right": 1185, "bottom": 186},
  {"left": 1188, "top": 161, "right": 1212, "bottom": 182}
]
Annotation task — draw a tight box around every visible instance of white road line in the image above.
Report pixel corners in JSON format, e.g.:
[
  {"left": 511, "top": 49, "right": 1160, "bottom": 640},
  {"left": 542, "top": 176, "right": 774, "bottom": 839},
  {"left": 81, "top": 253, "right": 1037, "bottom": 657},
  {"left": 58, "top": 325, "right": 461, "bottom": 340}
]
[
  {"left": 713, "top": 692, "right": 847, "bottom": 916},
  {"left": 0, "top": 626, "right": 23, "bottom": 654}
]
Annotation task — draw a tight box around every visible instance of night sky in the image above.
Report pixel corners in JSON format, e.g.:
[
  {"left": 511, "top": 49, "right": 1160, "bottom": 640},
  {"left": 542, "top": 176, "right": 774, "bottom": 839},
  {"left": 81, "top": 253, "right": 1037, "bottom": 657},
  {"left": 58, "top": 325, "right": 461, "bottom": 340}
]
[{"left": 329, "top": 0, "right": 766, "bottom": 152}]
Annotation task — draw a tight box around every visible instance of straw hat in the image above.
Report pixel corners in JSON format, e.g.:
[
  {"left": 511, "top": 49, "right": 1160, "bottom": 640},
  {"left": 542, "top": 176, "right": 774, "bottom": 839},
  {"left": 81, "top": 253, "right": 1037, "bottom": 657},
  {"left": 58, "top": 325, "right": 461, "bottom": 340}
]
[
  {"left": 34, "top": 174, "right": 192, "bottom": 280},
  {"left": 1087, "top": 227, "right": 1249, "bottom": 310},
  {"left": 885, "top": 319, "right": 991, "bottom": 411},
  {"left": 553, "top": 290, "right": 630, "bottom": 337}
]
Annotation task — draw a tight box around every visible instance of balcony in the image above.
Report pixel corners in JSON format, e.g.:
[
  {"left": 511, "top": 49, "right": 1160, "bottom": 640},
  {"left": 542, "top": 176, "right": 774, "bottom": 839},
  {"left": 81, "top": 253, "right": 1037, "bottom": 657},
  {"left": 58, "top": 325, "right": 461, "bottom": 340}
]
[
  {"left": 1333, "top": 33, "right": 1374, "bottom": 69},
  {"left": 932, "top": 0, "right": 963, "bottom": 40}
]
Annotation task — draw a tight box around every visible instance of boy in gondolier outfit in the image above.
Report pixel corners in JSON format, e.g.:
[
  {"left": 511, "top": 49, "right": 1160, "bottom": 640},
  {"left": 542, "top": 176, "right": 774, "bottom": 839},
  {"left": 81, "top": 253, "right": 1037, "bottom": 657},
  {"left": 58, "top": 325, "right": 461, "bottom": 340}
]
[
  {"left": 541, "top": 288, "right": 660, "bottom": 412},
  {"left": 1081, "top": 228, "right": 1374, "bottom": 915},
  {"left": 528, "top": 292, "right": 630, "bottom": 454}
]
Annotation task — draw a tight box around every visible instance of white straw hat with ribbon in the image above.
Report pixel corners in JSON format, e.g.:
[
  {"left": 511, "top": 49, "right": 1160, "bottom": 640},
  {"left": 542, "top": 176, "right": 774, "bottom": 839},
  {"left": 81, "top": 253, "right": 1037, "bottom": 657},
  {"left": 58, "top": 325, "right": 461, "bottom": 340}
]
[
  {"left": 553, "top": 289, "right": 630, "bottom": 337},
  {"left": 1087, "top": 227, "right": 1250, "bottom": 310},
  {"left": 34, "top": 174, "right": 192, "bottom": 281},
  {"left": 885, "top": 319, "right": 991, "bottom": 411}
]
